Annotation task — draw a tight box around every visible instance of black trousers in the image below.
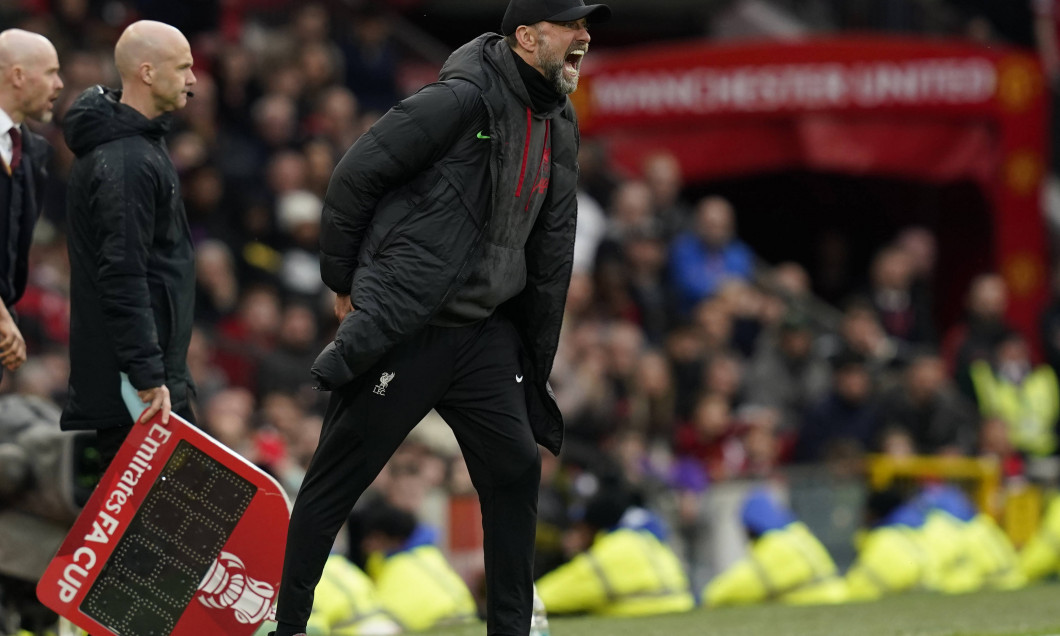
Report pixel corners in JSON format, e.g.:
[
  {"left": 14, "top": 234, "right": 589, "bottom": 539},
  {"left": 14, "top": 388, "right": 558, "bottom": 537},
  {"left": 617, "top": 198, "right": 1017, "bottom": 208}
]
[{"left": 275, "top": 314, "right": 541, "bottom": 636}]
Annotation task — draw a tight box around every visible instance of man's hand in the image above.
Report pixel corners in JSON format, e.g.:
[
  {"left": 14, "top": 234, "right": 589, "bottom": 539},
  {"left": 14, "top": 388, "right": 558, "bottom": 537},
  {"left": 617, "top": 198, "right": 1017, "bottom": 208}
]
[
  {"left": 0, "top": 316, "right": 26, "bottom": 371},
  {"left": 137, "top": 384, "right": 172, "bottom": 424},
  {"left": 334, "top": 293, "right": 354, "bottom": 321}
]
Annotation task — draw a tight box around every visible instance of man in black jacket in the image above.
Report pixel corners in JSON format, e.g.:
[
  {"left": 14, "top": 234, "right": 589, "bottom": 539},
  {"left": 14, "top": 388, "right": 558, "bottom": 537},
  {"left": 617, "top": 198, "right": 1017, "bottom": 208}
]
[
  {"left": 274, "top": 1, "right": 610, "bottom": 635},
  {"left": 0, "top": 29, "right": 63, "bottom": 378},
  {"left": 61, "top": 20, "right": 197, "bottom": 469}
]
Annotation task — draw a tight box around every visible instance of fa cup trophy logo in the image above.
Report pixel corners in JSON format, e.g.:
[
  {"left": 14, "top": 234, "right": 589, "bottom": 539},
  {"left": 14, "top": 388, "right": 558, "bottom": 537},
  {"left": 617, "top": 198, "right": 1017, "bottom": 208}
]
[{"left": 197, "top": 552, "right": 276, "bottom": 624}]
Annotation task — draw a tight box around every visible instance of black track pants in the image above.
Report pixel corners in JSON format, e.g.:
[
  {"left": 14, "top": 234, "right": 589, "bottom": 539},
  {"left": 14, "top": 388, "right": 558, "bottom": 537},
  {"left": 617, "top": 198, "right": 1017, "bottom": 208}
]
[{"left": 275, "top": 314, "right": 541, "bottom": 636}]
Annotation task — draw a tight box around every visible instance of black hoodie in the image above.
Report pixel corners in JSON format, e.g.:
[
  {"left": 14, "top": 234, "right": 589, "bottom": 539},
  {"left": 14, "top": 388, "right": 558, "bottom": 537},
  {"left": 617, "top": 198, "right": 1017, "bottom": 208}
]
[{"left": 61, "top": 86, "right": 195, "bottom": 432}]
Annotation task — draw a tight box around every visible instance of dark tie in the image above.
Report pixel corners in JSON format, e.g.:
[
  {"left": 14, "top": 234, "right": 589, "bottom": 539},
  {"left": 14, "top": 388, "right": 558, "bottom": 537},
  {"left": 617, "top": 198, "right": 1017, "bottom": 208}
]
[{"left": 9, "top": 127, "right": 21, "bottom": 172}]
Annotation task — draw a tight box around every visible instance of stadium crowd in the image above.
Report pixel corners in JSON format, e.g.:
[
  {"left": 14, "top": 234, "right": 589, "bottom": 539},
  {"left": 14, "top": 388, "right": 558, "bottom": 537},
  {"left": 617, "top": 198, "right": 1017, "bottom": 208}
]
[{"left": 4, "top": 0, "right": 1060, "bottom": 633}]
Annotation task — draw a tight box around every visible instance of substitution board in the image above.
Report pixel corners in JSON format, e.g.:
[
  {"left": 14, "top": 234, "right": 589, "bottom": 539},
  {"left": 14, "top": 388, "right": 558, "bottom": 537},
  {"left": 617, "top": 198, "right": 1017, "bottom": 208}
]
[{"left": 36, "top": 413, "right": 291, "bottom": 635}]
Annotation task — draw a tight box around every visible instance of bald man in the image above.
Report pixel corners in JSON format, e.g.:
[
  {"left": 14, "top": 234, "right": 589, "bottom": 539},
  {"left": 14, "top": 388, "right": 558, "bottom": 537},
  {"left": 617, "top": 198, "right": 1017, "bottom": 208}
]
[
  {"left": 60, "top": 21, "right": 197, "bottom": 469},
  {"left": 0, "top": 29, "right": 62, "bottom": 377}
]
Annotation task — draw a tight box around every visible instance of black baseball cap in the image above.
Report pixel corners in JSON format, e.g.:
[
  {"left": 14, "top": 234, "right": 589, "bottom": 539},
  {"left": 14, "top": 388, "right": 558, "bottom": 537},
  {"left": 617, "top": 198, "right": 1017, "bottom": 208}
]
[{"left": 502, "top": 0, "right": 612, "bottom": 36}]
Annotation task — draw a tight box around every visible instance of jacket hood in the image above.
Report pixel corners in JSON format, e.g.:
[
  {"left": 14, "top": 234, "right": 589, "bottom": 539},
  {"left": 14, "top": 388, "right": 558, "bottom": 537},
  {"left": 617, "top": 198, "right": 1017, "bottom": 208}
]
[
  {"left": 439, "top": 33, "right": 535, "bottom": 112},
  {"left": 64, "top": 85, "right": 171, "bottom": 157},
  {"left": 741, "top": 489, "right": 796, "bottom": 535},
  {"left": 880, "top": 502, "right": 927, "bottom": 529},
  {"left": 916, "top": 485, "right": 977, "bottom": 523}
]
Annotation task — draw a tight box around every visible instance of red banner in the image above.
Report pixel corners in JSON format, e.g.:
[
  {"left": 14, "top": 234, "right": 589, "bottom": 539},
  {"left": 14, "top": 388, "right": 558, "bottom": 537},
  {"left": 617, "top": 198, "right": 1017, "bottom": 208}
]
[
  {"left": 575, "top": 37, "right": 1042, "bottom": 130},
  {"left": 574, "top": 36, "right": 1049, "bottom": 340}
]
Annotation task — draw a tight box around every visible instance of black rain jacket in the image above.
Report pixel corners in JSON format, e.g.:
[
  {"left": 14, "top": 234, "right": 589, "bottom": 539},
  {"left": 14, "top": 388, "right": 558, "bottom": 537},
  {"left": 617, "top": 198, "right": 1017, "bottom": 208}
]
[
  {"left": 314, "top": 34, "right": 579, "bottom": 454},
  {"left": 61, "top": 86, "right": 195, "bottom": 431}
]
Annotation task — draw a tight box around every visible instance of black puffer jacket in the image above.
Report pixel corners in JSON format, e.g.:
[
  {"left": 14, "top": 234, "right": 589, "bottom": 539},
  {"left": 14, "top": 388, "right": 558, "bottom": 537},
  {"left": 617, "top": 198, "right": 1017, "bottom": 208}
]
[
  {"left": 60, "top": 86, "right": 195, "bottom": 431},
  {"left": 315, "top": 34, "right": 579, "bottom": 454}
]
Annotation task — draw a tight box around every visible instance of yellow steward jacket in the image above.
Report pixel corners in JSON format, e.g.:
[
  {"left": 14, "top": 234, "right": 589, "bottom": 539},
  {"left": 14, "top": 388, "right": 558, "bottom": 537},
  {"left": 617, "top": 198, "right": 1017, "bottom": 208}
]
[
  {"left": 1020, "top": 495, "right": 1060, "bottom": 581},
  {"left": 970, "top": 361, "right": 1060, "bottom": 456},
  {"left": 536, "top": 527, "right": 695, "bottom": 617},
  {"left": 846, "top": 524, "right": 932, "bottom": 600},
  {"left": 367, "top": 544, "right": 477, "bottom": 632},
  {"left": 965, "top": 513, "right": 1025, "bottom": 590},
  {"left": 704, "top": 521, "right": 848, "bottom": 607},
  {"left": 308, "top": 555, "right": 400, "bottom": 636}
]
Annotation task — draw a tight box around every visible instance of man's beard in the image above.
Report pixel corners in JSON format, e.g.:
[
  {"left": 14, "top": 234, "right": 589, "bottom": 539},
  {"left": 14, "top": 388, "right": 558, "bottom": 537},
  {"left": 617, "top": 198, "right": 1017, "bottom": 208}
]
[{"left": 536, "top": 44, "right": 579, "bottom": 95}]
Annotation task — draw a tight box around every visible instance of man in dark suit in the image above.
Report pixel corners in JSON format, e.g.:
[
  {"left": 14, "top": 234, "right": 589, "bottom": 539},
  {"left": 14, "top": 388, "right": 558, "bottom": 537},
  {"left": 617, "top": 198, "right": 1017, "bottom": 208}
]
[{"left": 0, "top": 29, "right": 63, "bottom": 376}]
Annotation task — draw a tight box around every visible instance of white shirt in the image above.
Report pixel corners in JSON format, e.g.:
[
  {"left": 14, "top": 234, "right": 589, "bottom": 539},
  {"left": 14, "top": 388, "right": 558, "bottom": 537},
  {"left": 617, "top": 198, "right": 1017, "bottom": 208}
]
[{"left": 0, "top": 108, "right": 14, "bottom": 169}]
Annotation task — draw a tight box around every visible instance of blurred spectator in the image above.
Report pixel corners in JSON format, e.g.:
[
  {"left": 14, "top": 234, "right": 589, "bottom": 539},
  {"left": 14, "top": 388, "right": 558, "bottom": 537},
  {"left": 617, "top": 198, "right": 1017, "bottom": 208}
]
[
  {"left": 275, "top": 189, "right": 324, "bottom": 299},
  {"left": 535, "top": 487, "right": 695, "bottom": 617},
  {"left": 604, "top": 320, "right": 646, "bottom": 411},
  {"left": 641, "top": 151, "right": 689, "bottom": 239},
  {"left": 195, "top": 239, "right": 240, "bottom": 324},
  {"left": 214, "top": 42, "right": 263, "bottom": 133},
  {"left": 182, "top": 163, "right": 228, "bottom": 242},
  {"left": 878, "top": 352, "right": 979, "bottom": 455},
  {"left": 669, "top": 196, "right": 755, "bottom": 317},
  {"left": 942, "top": 273, "right": 1014, "bottom": 395},
  {"left": 865, "top": 245, "right": 935, "bottom": 345},
  {"left": 308, "top": 86, "right": 360, "bottom": 156},
  {"left": 551, "top": 319, "right": 616, "bottom": 447},
  {"left": 595, "top": 179, "right": 654, "bottom": 270},
  {"left": 738, "top": 405, "right": 781, "bottom": 477},
  {"left": 257, "top": 302, "right": 320, "bottom": 400},
  {"left": 795, "top": 350, "right": 882, "bottom": 463},
  {"left": 715, "top": 280, "right": 764, "bottom": 358},
  {"left": 296, "top": 39, "right": 344, "bottom": 108},
  {"left": 252, "top": 93, "right": 300, "bottom": 157},
  {"left": 692, "top": 298, "right": 734, "bottom": 356},
  {"left": 969, "top": 330, "right": 1060, "bottom": 458},
  {"left": 202, "top": 386, "right": 256, "bottom": 459},
  {"left": 593, "top": 253, "right": 639, "bottom": 325},
  {"left": 701, "top": 349, "right": 745, "bottom": 408},
  {"left": 266, "top": 147, "right": 309, "bottom": 197},
  {"left": 624, "top": 223, "right": 671, "bottom": 343},
  {"left": 812, "top": 229, "right": 856, "bottom": 305},
  {"left": 340, "top": 4, "right": 400, "bottom": 113},
  {"left": 577, "top": 139, "right": 619, "bottom": 209},
  {"left": 674, "top": 392, "right": 748, "bottom": 481},
  {"left": 360, "top": 502, "right": 478, "bottom": 632},
  {"left": 1040, "top": 262, "right": 1060, "bottom": 377},
  {"left": 622, "top": 349, "right": 678, "bottom": 443},
  {"left": 573, "top": 190, "right": 607, "bottom": 275},
  {"left": 303, "top": 136, "right": 337, "bottom": 198},
  {"left": 893, "top": 226, "right": 938, "bottom": 319},
  {"left": 186, "top": 327, "right": 227, "bottom": 405},
  {"left": 979, "top": 416, "right": 1023, "bottom": 477},
  {"left": 214, "top": 284, "right": 281, "bottom": 391},
  {"left": 745, "top": 310, "right": 832, "bottom": 436},
  {"left": 703, "top": 489, "right": 847, "bottom": 607},
  {"left": 828, "top": 298, "right": 906, "bottom": 387}
]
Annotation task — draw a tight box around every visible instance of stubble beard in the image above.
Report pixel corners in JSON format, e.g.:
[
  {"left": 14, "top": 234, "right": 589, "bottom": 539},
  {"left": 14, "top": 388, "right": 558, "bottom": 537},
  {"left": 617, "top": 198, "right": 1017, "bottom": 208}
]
[{"left": 536, "top": 43, "right": 579, "bottom": 95}]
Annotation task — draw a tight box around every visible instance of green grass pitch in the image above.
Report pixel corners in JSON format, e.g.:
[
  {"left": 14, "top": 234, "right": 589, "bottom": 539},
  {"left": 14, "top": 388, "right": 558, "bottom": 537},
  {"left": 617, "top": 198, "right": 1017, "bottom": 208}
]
[{"left": 427, "top": 583, "right": 1060, "bottom": 636}]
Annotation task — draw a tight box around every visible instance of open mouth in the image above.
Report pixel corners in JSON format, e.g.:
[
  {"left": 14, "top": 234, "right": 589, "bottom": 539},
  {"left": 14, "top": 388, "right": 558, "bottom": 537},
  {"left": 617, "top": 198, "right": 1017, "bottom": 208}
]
[{"left": 564, "top": 49, "right": 585, "bottom": 77}]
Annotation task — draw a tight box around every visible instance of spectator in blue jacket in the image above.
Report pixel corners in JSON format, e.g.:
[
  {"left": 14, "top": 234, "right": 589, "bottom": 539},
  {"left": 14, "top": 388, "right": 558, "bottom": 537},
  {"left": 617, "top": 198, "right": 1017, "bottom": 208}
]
[{"left": 669, "top": 196, "right": 755, "bottom": 317}]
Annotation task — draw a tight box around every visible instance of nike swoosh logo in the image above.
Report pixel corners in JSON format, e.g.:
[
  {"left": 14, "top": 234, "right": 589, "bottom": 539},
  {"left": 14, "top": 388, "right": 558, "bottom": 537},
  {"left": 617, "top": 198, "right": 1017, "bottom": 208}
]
[
  {"left": 515, "top": 374, "right": 523, "bottom": 383},
  {"left": 476, "top": 130, "right": 491, "bottom": 139}
]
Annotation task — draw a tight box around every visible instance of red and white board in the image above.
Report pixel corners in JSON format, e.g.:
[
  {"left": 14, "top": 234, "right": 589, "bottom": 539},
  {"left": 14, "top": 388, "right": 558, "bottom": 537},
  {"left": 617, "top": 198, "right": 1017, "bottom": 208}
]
[{"left": 37, "top": 413, "right": 291, "bottom": 636}]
